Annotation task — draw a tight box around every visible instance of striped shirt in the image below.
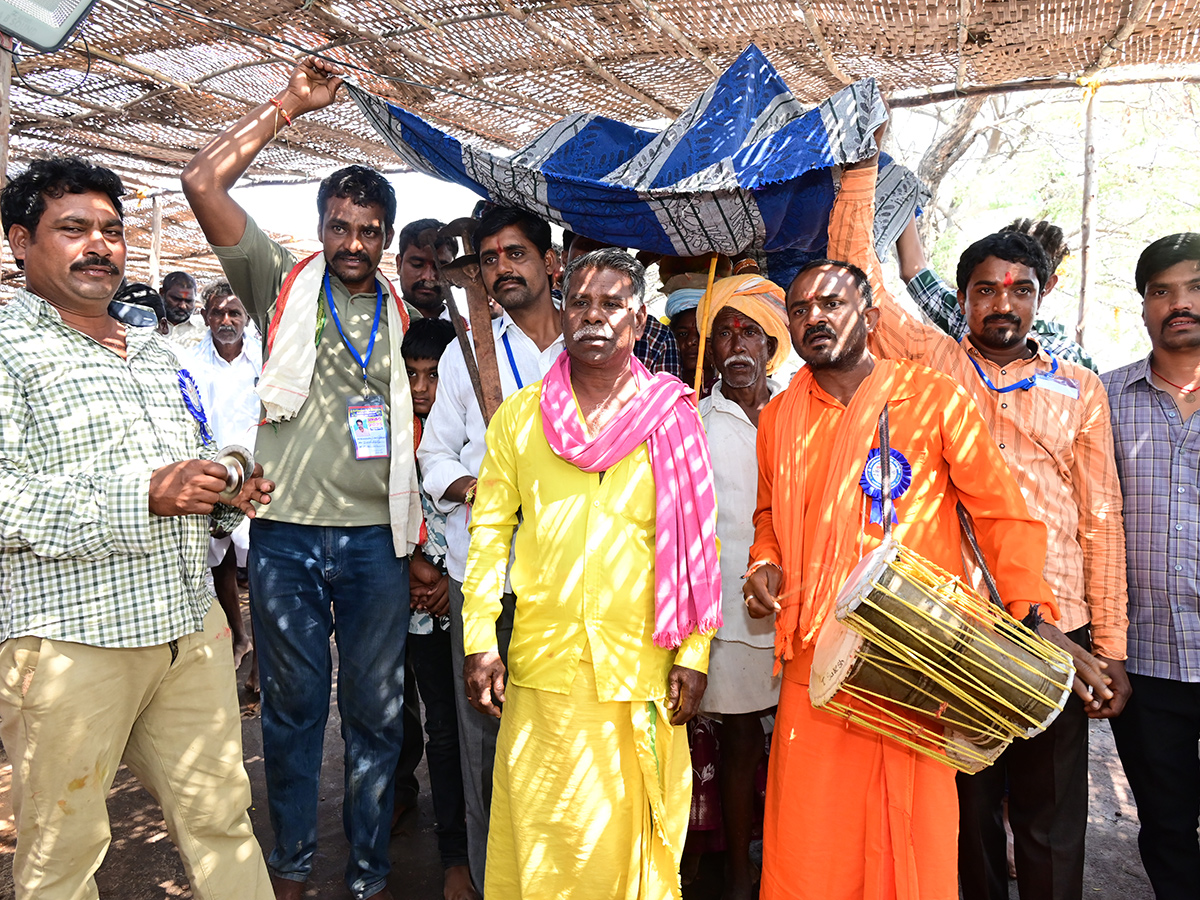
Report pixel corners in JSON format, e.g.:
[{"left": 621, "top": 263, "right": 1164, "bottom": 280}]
[
  {"left": 0, "top": 289, "right": 238, "bottom": 648},
  {"left": 831, "top": 166, "right": 1129, "bottom": 658},
  {"left": 1101, "top": 358, "right": 1200, "bottom": 681}
]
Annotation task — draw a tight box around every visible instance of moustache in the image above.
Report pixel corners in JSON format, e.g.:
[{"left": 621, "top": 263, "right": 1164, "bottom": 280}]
[
  {"left": 572, "top": 325, "right": 610, "bottom": 342},
  {"left": 413, "top": 280, "right": 443, "bottom": 293},
  {"left": 71, "top": 255, "right": 120, "bottom": 274},
  {"left": 1165, "top": 311, "right": 1200, "bottom": 327},
  {"left": 983, "top": 313, "right": 1021, "bottom": 327},
  {"left": 333, "top": 251, "right": 370, "bottom": 264},
  {"left": 492, "top": 275, "right": 527, "bottom": 290},
  {"left": 723, "top": 353, "right": 758, "bottom": 367},
  {"left": 803, "top": 324, "right": 836, "bottom": 342}
]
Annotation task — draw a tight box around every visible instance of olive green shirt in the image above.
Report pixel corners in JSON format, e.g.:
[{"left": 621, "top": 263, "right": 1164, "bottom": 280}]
[{"left": 212, "top": 217, "right": 406, "bottom": 526}]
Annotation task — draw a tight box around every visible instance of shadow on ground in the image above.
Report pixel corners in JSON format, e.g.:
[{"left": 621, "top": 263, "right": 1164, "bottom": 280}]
[{"left": 0, "top": 605, "right": 1154, "bottom": 900}]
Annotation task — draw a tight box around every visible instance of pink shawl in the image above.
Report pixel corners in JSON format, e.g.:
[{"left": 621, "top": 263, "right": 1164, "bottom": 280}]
[{"left": 540, "top": 352, "right": 722, "bottom": 648}]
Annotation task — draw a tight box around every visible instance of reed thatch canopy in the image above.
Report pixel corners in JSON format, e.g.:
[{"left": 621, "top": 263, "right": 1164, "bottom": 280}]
[{"left": 6, "top": 0, "right": 1200, "bottom": 282}]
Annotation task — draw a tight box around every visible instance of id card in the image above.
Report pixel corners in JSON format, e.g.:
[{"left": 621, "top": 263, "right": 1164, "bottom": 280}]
[
  {"left": 1034, "top": 372, "right": 1080, "bottom": 399},
  {"left": 347, "top": 395, "right": 389, "bottom": 459}
]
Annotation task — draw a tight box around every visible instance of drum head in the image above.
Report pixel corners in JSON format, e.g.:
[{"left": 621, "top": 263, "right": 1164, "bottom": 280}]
[
  {"left": 833, "top": 536, "right": 901, "bottom": 621},
  {"left": 809, "top": 617, "right": 864, "bottom": 707}
]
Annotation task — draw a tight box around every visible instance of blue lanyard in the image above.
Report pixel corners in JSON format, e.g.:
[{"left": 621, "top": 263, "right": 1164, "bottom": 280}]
[
  {"left": 968, "top": 353, "right": 1058, "bottom": 393},
  {"left": 501, "top": 331, "right": 524, "bottom": 389},
  {"left": 324, "top": 269, "right": 383, "bottom": 389}
]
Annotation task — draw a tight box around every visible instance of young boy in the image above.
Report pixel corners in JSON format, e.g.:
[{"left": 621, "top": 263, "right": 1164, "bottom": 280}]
[{"left": 401, "top": 317, "right": 480, "bottom": 900}]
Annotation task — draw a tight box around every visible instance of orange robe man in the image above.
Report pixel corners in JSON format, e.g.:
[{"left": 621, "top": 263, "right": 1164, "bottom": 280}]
[
  {"left": 750, "top": 356, "right": 1060, "bottom": 900},
  {"left": 742, "top": 143, "right": 1100, "bottom": 896}
]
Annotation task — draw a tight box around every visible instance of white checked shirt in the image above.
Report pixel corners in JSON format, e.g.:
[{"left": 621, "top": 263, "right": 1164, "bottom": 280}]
[{"left": 418, "top": 313, "right": 565, "bottom": 582}]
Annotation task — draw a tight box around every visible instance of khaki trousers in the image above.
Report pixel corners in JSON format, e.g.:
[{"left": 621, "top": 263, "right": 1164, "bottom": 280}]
[{"left": 0, "top": 602, "right": 272, "bottom": 900}]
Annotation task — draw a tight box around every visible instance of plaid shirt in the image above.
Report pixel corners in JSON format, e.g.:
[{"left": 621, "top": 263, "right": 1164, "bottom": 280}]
[
  {"left": 0, "top": 289, "right": 238, "bottom": 649},
  {"left": 634, "top": 316, "right": 683, "bottom": 379},
  {"left": 907, "top": 267, "right": 1097, "bottom": 373},
  {"left": 1101, "top": 358, "right": 1200, "bottom": 681}
]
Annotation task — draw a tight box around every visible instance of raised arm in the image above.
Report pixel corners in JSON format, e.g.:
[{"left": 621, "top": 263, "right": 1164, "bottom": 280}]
[{"left": 181, "top": 57, "right": 345, "bottom": 248}]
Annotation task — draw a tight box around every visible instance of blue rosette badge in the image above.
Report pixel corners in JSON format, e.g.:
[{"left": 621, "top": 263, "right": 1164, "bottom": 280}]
[
  {"left": 859, "top": 448, "right": 912, "bottom": 524},
  {"left": 178, "top": 369, "right": 213, "bottom": 444}
]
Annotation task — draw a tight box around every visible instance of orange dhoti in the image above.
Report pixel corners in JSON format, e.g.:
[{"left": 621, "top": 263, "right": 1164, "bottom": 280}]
[{"left": 760, "top": 648, "right": 958, "bottom": 900}]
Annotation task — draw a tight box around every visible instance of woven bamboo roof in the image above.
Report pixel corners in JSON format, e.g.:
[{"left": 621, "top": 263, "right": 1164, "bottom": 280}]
[{"left": 6, "top": 0, "right": 1200, "bottom": 280}]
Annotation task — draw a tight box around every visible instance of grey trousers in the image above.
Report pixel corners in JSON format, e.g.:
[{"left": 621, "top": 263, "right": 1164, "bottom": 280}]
[{"left": 448, "top": 577, "right": 515, "bottom": 896}]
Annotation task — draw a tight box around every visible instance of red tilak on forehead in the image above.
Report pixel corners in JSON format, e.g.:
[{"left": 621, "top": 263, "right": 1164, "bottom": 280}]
[
  {"left": 731, "top": 315, "right": 746, "bottom": 328},
  {"left": 1003, "top": 271, "right": 1014, "bottom": 286}
]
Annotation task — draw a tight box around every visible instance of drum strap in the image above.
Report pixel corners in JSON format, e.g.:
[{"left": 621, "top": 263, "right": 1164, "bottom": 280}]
[
  {"left": 955, "top": 502, "right": 1008, "bottom": 612},
  {"left": 877, "top": 405, "right": 894, "bottom": 538}
]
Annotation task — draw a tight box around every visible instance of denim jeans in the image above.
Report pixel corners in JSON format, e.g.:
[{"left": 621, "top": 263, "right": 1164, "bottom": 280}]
[{"left": 249, "top": 520, "right": 410, "bottom": 899}]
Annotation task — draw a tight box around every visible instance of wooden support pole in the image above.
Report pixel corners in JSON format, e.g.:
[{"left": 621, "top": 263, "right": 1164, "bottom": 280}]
[
  {"left": 0, "top": 33, "right": 11, "bottom": 189},
  {"left": 0, "top": 33, "right": 12, "bottom": 280},
  {"left": 1076, "top": 86, "right": 1098, "bottom": 347},
  {"left": 149, "top": 194, "right": 163, "bottom": 288}
]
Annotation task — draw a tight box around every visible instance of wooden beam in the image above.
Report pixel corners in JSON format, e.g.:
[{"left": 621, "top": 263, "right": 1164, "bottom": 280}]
[
  {"left": 1076, "top": 86, "right": 1098, "bottom": 347},
  {"left": 149, "top": 194, "right": 163, "bottom": 288},
  {"left": 625, "top": 0, "right": 721, "bottom": 76},
  {"left": 888, "top": 73, "right": 1200, "bottom": 107},
  {"left": 494, "top": 0, "right": 678, "bottom": 116},
  {"left": 1083, "top": 0, "right": 1156, "bottom": 77},
  {"left": 955, "top": 0, "right": 970, "bottom": 91},
  {"left": 0, "top": 34, "right": 11, "bottom": 189},
  {"left": 796, "top": 2, "right": 852, "bottom": 85}
]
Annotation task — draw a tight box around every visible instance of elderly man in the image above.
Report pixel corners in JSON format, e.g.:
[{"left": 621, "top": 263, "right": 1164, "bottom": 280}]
[
  {"left": 183, "top": 56, "right": 423, "bottom": 900},
  {"left": 832, "top": 143, "right": 1128, "bottom": 900},
  {"left": 742, "top": 251, "right": 1110, "bottom": 899},
  {"left": 562, "top": 231, "right": 682, "bottom": 378},
  {"left": 695, "top": 273, "right": 790, "bottom": 900},
  {"left": 184, "top": 281, "right": 262, "bottom": 673},
  {"left": 161, "top": 269, "right": 207, "bottom": 348},
  {"left": 462, "top": 248, "right": 720, "bottom": 899},
  {"left": 1103, "top": 233, "right": 1200, "bottom": 900},
  {"left": 0, "top": 157, "right": 274, "bottom": 899}
]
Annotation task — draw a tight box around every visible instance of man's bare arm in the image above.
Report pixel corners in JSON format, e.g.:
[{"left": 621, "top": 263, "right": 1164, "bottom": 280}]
[{"left": 181, "top": 56, "right": 345, "bottom": 248}]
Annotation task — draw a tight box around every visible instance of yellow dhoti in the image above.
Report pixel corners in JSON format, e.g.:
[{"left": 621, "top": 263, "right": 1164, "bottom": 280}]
[{"left": 486, "top": 658, "right": 691, "bottom": 900}]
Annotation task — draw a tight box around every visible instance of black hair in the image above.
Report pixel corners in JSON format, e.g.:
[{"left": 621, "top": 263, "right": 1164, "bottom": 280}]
[
  {"left": 114, "top": 282, "right": 166, "bottom": 321},
  {"left": 316, "top": 165, "right": 397, "bottom": 232},
  {"left": 956, "top": 232, "right": 1051, "bottom": 294},
  {"left": 1000, "top": 218, "right": 1069, "bottom": 272},
  {"left": 1, "top": 157, "right": 124, "bottom": 269},
  {"left": 790, "top": 258, "right": 873, "bottom": 306},
  {"left": 472, "top": 206, "right": 552, "bottom": 256},
  {"left": 1135, "top": 233, "right": 1200, "bottom": 297},
  {"left": 396, "top": 218, "right": 458, "bottom": 259},
  {"left": 161, "top": 271, "right": 197, "bottom": 295},
  {"left": 402, "top": 316, "right": 457, "bottom": 362}
]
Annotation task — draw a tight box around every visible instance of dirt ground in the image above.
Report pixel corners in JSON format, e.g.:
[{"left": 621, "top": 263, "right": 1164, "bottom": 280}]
[{"left": 0, "top": 606, "right": 1156, "bottom": 899}]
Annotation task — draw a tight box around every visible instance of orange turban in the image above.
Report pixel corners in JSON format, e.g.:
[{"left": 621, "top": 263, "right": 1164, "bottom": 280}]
[{"left": 699, "top": 274, "right": 791, "bottom": 374}]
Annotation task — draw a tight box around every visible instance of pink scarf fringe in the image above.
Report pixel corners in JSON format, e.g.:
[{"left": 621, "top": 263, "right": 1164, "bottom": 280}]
[{"left": 540, "top": 353, "right": 722, "bottom": 648}]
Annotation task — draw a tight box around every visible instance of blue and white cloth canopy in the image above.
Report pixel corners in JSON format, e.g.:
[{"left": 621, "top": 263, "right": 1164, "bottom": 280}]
[{"left": 350, "top": 44, "right": 923, "bottom": 280}]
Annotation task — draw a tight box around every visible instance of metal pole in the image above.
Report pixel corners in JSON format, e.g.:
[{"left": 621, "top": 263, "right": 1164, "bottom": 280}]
[{"left": 1076, "top": 85, "right": 1097, "bottom": 347}]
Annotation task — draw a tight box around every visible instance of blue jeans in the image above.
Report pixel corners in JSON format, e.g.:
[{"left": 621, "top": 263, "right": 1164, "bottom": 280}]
[{"left": 249, "top": 520, "right": 410, "bottom": 899}]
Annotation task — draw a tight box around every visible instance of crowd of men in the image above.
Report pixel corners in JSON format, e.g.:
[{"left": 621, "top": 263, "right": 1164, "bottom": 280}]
[{"left": 0, "top": 53, "right": 1196, "bottom": 900}]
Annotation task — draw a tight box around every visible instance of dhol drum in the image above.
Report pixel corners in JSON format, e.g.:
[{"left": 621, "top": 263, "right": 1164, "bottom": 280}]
[{"left": 809, "top": 537, "right": 1074, "bottom": 773}]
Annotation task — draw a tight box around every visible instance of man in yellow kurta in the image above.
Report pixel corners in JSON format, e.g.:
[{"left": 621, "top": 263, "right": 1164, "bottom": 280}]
[{"left": 461, "top": 248, "right": 720, "bottom": 900}]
